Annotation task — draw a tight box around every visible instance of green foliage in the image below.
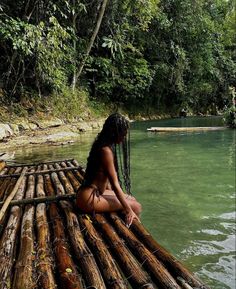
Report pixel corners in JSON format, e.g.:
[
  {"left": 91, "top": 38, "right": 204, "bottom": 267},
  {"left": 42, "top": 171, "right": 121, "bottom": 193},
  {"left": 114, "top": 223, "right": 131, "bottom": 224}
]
[
  {"left": 0, "top": 0, "right": 235, "bottom": 117},
  {"left": 223, "top": 106, "right": 236, "bottom": 128}
]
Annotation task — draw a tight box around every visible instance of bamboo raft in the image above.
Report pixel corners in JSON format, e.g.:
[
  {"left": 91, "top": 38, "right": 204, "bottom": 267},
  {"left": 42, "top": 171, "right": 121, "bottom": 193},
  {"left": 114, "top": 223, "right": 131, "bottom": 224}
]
[
  {"left": 147, "top": 127, "right": 226, "bottom": 132},
  {"left": 0, "top": 159, "right": 210, "bottom": 289}
]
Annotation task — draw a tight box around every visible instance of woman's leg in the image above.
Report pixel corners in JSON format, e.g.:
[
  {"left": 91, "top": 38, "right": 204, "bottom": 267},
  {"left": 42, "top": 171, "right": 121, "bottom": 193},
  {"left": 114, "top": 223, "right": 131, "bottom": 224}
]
[{"left": 94, "top": 191, "right": 142, "bottom": 216}]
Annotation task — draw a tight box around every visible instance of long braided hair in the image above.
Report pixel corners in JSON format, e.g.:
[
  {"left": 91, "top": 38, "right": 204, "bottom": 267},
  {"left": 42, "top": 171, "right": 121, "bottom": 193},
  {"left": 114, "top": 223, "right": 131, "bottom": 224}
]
[{"left": 83, "top": 113, "right": 131, "bottom": 194}]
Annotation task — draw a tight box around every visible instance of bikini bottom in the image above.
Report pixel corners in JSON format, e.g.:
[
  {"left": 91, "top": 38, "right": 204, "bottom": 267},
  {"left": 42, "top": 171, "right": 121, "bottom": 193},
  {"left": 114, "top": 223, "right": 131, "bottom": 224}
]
[{"left": 77, "top": 184, "right": 102, "bottom": 216}]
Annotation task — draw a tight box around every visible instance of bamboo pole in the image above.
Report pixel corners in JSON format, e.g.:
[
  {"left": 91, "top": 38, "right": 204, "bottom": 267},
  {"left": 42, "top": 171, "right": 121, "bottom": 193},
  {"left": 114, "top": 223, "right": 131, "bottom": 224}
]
[
  {"left": 35, "top": 173, "right": 57, "bottom": 289},
  {"left": 95, "top": 214, "right": 155, "bottom": 289},
  {"left": 53, "top": 163, "right": 75, "bottom": 195},
  {"left": 0, "top": 165, "right": 81, "bottom": 179},
  {"left": 0, "top": 167, "right": 27, "bottom": 223},
  {"left": 110, "top": 213, "right": 181, "bottom": 289},
  {"left": 177, "top": 277, "right": 194, "bottom": 289},
  {"left": 0, "top": 175, "right": 27, "bottom": 289},
  {"left": 60, "top": 162, "right": 81, "bottom": 191},
  {"left": 7, "top": 158, "right": 75, "bottom": 167},
  {"left": 131, "top": 219, "right": 211, "bottom": 289},
  {"left": 13, "top": 169, "right": 37, "bottom": 289},
  {"left": 66, "top": 161, "right": 84, "bottom": 183},
  {"left": 147, "top": 127, "right": 227, "bottom": 132},
  {"left": 78, "top": 214, "right": 127, "bottom": 289},
  {"left": 0, "top": 193, "right": 77, "bottom": 208},
  {"left": 62, "top": 202, "right": 106, "bottom": 289},
  {"left": 50, "top": 163, "right": 105, "bottom": 288},
  {"left": 44, "top": 172, "right": 83, "bottom": 289},
  {"left": 0, "top": 167, "right": 17, "bottom": 200}
]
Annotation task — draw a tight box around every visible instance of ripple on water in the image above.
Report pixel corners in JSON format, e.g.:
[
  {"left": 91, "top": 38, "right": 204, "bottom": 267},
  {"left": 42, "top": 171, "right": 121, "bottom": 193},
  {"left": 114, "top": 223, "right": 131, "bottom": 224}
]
[{"left": 197, "top": 255, "right": 236, "bottom": 289}]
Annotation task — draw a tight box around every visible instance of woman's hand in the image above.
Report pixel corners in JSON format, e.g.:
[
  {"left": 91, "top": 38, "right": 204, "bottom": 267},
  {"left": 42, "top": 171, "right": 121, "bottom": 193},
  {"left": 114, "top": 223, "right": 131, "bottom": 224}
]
[{"left": 125, "top": 208, "right": 139, "bottom": 228}]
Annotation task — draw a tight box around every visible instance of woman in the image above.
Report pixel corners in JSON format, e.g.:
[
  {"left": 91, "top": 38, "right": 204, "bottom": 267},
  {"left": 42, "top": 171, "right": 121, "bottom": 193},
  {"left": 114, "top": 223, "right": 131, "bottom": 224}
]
[{"left": 76, "top": 113, "right": 141, "bottom": 227}]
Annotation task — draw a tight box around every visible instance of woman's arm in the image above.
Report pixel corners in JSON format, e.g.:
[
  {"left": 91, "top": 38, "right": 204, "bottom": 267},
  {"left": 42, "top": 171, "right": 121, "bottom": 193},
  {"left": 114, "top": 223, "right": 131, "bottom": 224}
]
[{"left": 101, "top": 146, "right": 137, "bottom": 225}]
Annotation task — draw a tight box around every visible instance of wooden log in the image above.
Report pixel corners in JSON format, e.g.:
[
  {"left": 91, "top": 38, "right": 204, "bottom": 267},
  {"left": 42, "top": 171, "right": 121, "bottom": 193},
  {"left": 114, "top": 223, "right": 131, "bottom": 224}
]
[
  {"left": 0, "top": 167, "right": 17, "bottom": 200},
  {"left": 66, "top": 161, "right": 85, "bottom": 182},
  {"left": 7, "top": 158, "right": 75, "bottom": 167},
  {"left": 13, "top": 171, "right": 37, "bottom": 289},
  {"left": 62, "top": 202, "right": 106, "bottom": 289},
  {"left": 0, "top": 167, "right": 27, "bottom": 223},
  {"left": 0, "top": 176, "right": 27, "bottom": 289},
  {"left": 0, "top": 193, "right": 77, "bottom": 208},
  {"left": 50, "top": 163, "right": 105, "bottom": 288},
  {"left": 48, "top": 164, "right": 66, "bottom": 196},
  {"left": 78, "top": 214, "right": 127, "bottom": 289},
  {"left": 147, "top": 127, "right": 227, "bottom": 132},
  {"left": 177, "top": 277, "right": 194, "bottom": 289},
  {"left": 53, "top": 163, "right": 75, "bottom": 195},
  {"left": 44, "top": 173, "right": 83, "bottom": 289},
  {"left": 60, "top": 162, "right": 81, "bottom": 191},
  {"left": 0, "top": 166, "right": 81, "bottom": 179},
  {"left": 95, "top": 214, "right": 155, "bottom": 289},
  {"left": 35, "top": 173, "right": 57, "bottom": 289},
  {"left": 110, "top": 212, "right": 181, "bottom": 289},
  {"left": 131, "top": 219, "right": 210, "bottom": 289}
]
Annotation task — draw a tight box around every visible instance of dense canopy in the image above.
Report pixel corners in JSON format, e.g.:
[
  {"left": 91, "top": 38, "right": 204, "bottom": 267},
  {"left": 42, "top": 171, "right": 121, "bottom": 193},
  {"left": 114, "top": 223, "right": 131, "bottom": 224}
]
[{"left": 0, "top": 0, "right": 235, "bottom": 116}]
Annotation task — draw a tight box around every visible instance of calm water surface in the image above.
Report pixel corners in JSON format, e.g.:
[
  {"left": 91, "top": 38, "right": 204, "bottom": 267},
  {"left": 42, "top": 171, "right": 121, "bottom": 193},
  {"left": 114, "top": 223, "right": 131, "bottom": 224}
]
[{"left": 10, "top": 117, "right": 236, "bottom": 289}]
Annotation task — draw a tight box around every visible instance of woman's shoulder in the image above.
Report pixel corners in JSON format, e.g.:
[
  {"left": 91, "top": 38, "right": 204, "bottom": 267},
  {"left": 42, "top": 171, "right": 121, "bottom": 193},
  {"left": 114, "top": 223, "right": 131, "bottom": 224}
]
[{"left": 100, "top": 146, "right": 113, "bottom": 159}]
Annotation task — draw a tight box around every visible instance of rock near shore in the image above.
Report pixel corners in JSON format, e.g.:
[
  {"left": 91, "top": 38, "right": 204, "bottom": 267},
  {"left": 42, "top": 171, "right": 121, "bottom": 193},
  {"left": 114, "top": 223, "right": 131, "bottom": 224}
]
[{"left": 0, "top": 117, "right": 104, "bottom": 149}]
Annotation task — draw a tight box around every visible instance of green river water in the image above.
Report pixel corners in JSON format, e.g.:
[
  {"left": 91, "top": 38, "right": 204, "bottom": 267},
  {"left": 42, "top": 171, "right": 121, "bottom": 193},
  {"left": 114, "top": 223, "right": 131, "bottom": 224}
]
[{"left": 11, "top": 116, "right": 235, "bottom": 289}]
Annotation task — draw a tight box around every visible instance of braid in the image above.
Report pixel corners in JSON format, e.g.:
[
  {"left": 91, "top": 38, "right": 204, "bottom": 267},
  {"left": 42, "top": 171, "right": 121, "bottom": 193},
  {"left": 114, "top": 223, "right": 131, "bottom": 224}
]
[{"left": 83, "top": 113, "right": 132, "bottom": 194}]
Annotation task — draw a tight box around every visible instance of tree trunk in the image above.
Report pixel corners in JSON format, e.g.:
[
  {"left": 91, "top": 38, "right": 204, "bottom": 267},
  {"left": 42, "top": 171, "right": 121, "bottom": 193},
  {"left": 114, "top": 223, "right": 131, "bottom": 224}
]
[{"left": 75, "top": 0, "right": 109, "bottom": 83}]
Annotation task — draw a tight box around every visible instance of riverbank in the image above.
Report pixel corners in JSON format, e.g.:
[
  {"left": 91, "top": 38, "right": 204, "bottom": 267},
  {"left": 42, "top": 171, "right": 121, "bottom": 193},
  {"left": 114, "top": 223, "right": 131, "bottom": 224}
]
[
  {"left": 0, "top": 116, "right": 105, "bottom": 152},
  {"left": 0, "top": 110, "right": 174, "bottom": 152}
]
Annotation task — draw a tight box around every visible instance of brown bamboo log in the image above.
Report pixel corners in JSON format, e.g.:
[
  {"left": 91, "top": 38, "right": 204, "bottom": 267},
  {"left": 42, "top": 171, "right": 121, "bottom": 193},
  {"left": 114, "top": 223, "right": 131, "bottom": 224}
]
[
  {"left": 0, "top": 165, "right": 81, "bottom": 179},
  {"left": 7, "top": 158, "right": 74, "bottom": 167},
  {"left": 131, "top": 219, "right": 210, "bottom": 289},
  {"left": 53, "top": 163, "right": 75, "bottom": 195},
  {"left": 0, "top": 176, "right": 27, "bottom": 289},
  {"left": 177, "top": 277, "right": 193, "bottom": 289},
  {"left": 62, "top": 202, "right": 106, "bottom": 289},
  {"left": 147, "top": 127, "right": 227, "bottom": 132},
  {"left": 0, "top": 167, "right": 27, "bottom": 223},
  {"left": 0, "top": 167, "right": 17, "bottom": 200},
  {"left": 60, "top": 162, "right": 81, "bottom": 191},
  {"left": 0, "top": 193, "right": 77, "bottom": 208},
  {"left": 66, "top": 161, "right": 85, "bottom": 182},
  {"left": 44, "top": 173, "right": 83, "bottom": 289},
  {"left": 78, "top": 214, "right": 127, "bottom": 289},
  {"left": 13, "top": 171, "right": 37, "bottom": 289},
  {"left": 95, "top": 214, "right": 155, "bottom": 289},
  {"left": 110, "top": 213, "right": 181, "bottom": 289},
  {"left": 35, "top": 173, "right": 57, "bottom": 289},
  {"left": 50, "top": 163, "right": 105, "bottom": 288},
  {"left": 0, "top": 161, "right": 5, "bottom": 172}
]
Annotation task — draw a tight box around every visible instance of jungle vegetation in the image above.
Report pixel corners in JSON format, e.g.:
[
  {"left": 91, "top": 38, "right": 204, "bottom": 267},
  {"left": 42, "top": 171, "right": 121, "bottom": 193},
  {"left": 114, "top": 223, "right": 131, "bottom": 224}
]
[{"left": 0, "top": 0, "right": 235, "bottom": 119}]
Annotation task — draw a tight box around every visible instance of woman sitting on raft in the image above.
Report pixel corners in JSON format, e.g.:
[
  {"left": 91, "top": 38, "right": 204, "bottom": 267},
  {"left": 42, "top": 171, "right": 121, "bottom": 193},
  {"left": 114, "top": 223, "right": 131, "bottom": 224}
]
[{"left": 76, "top": 113, "right": 141, "bottom": 227}]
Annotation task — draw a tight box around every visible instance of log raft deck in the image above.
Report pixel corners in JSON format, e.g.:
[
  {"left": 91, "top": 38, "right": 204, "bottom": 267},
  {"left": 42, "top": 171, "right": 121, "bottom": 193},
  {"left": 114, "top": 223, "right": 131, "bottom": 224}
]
[
  {"left": 0, "top": 159, "right": 210, "bottom": 289},
  {"left": 147, "top": 126, "right": 227, "bottom": 132}
]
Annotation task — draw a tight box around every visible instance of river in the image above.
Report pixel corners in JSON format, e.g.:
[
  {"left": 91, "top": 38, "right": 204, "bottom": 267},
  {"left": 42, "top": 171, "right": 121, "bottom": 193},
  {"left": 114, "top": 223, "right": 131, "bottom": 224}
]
[{"left": 11, "top": 116, "right": 236, "bottom": 289}]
